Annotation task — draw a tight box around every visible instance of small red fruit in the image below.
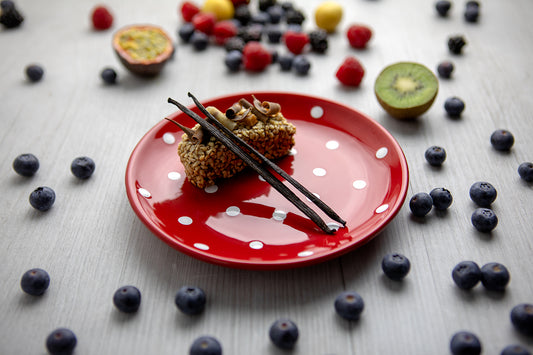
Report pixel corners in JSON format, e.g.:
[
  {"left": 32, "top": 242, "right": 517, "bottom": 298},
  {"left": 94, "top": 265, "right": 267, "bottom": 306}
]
[
  {"left": 335, "top": 57, "right": 365, "bottom": 87},
  {"left": 213, "top": 20, "right": 238, "bottom": 45},
  {"left": 283, "top": 31, "right": 310, "bottom": 55},
  {"left": 242, "top": 41, "right": 272, "bottom": 72},
  {"left": 346, "top": 24, "right": 372, "bottom": 49},
  {"left": 91, "top": 5, "right": 113, "bottom": 30},
  {"left": 180, "top": 1, "right": 201, "bottom": 22},
  {"left": 192, "top": 12, "right": 217, "bottom": 34},
  {"left": 230, "top": 0, "right": 249, "bottom": 6}
]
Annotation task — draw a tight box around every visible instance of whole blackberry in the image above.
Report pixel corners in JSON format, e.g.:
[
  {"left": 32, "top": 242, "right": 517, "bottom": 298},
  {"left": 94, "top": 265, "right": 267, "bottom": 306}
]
[
  {"left": 238, "top": 24, "right": 263, "bottom": 42},
  {"left": 285, "top": 8, "right": 305, "bottom": 25},
  {"left": 259, "top": 0, "right": 276, "bottom": 12},
  {"left": 234, "top": 5, "right": 252, "bottom": 26},
  {"left": 309, "top": 29, "right": 328, "bottom": 53},
  {"left": 448, "top": 35, "right": 467, "bottom": 54},
  {"left": 224, "top": 36, "right": 246, "bottom": 52}
]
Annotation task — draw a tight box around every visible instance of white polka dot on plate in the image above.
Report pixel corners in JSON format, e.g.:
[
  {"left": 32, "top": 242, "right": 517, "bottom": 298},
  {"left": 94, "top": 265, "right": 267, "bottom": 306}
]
[
  {"left": 352, "top": 180, "right": 367, "bottom": 189},
  {"left": 375, "top": 204, "right": 389, "bottom": 214},
  {"left": 168, "top": 172, "right": 181, "bottom": 180},
  {"left": 194, "top": 243, "right": 209, "bottom": 250},
  {"left": 138, "top": 188, "right": 151, "bottom": 198},
  {"left": 204, "top": 185, "right": 218, "bottom": 193},
  {"left": 163, "top": 132, "right": 176, "bottom": 144},
  {"left": 325, "top": 140, "right": 339, "bottom": 150},
  {"left": 272, "top": 210, "right": 287, "bottom": 221},
  {"left": 178, "top": 216, "right": 193, "bottom": 225},
  {"left": 376, "top": 147, "right": 388, "bottom": 159},
  {"left": 310, "top": 106, "right": 324, "bottom": 119},
  {"left": 313, "top": 168, "right": 327, "bottom": 177},
  {"left": 249, "top": 241, "right": 264, "bottom": 249},
  {"left": 226, "top": 206, "right": 240, "bottom": 216},
  {"left": 298, "top": 250, "right": 314, "bottom": 257}
]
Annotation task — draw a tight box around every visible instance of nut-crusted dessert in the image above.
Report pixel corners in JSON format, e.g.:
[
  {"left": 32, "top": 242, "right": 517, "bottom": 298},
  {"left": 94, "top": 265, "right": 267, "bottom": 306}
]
[{"left": 175, "top": 96, "right": 296, "bottom": 188}]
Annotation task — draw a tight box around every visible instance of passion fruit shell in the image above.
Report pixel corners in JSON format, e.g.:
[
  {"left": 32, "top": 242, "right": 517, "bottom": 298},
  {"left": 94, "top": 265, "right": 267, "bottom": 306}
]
[{"left": 112, "top": 24, "right": 174, "bottom": 76}]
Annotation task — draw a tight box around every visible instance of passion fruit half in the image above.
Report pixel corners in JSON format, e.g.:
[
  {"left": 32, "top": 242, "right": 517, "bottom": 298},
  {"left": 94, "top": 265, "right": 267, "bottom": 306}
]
[{"left": 112, "top": 24, "right": 174, "bottom": 76}]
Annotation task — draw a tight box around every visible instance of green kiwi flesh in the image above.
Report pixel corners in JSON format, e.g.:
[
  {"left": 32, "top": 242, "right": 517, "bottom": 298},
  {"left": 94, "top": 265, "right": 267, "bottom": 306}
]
[{"left": 374, "top": 62, "right": 439, "bottom": 119}]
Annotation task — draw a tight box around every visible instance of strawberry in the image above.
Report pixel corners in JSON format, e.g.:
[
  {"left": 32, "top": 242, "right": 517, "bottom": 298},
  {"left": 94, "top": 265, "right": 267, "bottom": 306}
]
[
  {"left": 180, "top": 1, "right": 200, "bottom": 22},
  {"left": 335, "top": 57, "right": 365, "bottom": 87},
  {"left": 192, "top": 12, "right": 217, "bottom": 34},
  {"left": 213, "top": 20, "right": 238, "bottom": 45},
  {"left": 91, "top": 5, "right": 113, "bottom": 30},
  {"left": 283, "top": 31, "right": 309, "bottom": 55},
  {"left": 242, "top": 41, "right": 272, "bottom": 72},
  {"left": 346, "top": 24, "right": 372, "bottom": 49}
]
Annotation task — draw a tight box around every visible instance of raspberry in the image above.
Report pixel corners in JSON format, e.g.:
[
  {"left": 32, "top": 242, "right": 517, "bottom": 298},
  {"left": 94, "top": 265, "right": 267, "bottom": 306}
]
[
  {"left": 213, "top": 20, "right": 238, "bottom": 45},
  {"left": 91, "top": 5, "right": 113, "bottom": 30},
  {"left": 242, "top": 41, "right": 272, "bottom": 71},
  {"left": 283, "top": 31, "right": 309, "bottom": 55},
  {"left": 346, "top": 24, "right": 372, "bottom": 49},
  {"left": 180, "top": 1, "right": 200, "bottom": 22},
  {"left": 192, "top": 12, "right": 217, "bottom": 34},
  {"left": 335, "top": 56, "right": 365, "bottom": 87}
]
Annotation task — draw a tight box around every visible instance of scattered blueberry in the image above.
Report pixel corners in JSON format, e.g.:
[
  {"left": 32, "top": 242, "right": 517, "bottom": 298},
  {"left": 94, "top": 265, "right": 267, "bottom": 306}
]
[
  {"left": 435, "top": 0, "right": 452, "bottom": 16},
  {"left": 448, "top": 35, "right": 467, "bottom": 55},
  {"left": 480, "top": 262, "right": 509, "bottom": 291},
  {"left": 309, "top": 29, "right": 328, "bottom": 54},
  {"left": 278, "top": 53, "right": 294, "bottom": 71},
  {"left": 292, "top": 55, "right": 311, "bottom": 75},
  {"left": 175, "top": 285, "right": 206, "bottom": 315},
  {"left": 452, "top": 261, "right": 481, "bottom": 290},
  {"left": 490, "top": 129, "right": 515, "bottom": 151},
  {"left": 501, "top": 344, "right": 532, "bottom": 355},
  {"left": 444, "top": 97, "right": 465, "bottom": 117},
  {"left": 430, "top": 187, "right": 453, "bottom": 210},
  {"left": 20, "top": 268, "right": 50, "bottom": 296},
  {"left": 469, "top": 181, "right": 497, "bottom": 207},
  {"left": 450, "top": 331, "right": 482, "bottom": 355},
  {"left": 267, "top": 5, "right": 283, "bottom": 24},
  {"left": 250, "top": 11, "right": 270, "bottom": 25},
  {"left": 29, "top": 186, "right": 56, "bottom": 211},
  {"left": 334, "top": 291, "right": 365, "bottom": 321},
  {"left": 518, "top": 162, "right": 533, "bottom": 182},
  {"left": 382, "top": 253, "right": 411, "bottom": 280},
  {"left": 510, "top": 303, "right": 533, "bottom": 336},
  {"left": 471, "top": 208, "right": 498, "bottom": 232},
  {"left": 234, "top": 4, "right": 252, "bottom": 26},
  {"left": 265, "top": 25, "right": 283, "bottom": 43},
  {"left": 190, "top": 31, "right": 209, "bottom": 51},
  {"left": 269, "top": 318, "right": 299, "bottom": 350},
  {"left": 437, "top": 61, "right": 454, "bottom": 78},
  {"left": 425, "top": 146, "right": 447, "bottom": 166},
  {"left": 189, "top": 335, "right": 222, "bottom": 355},
  {"left": 178, "top": 22, "right": 196, "bottom": 42},
  {"left": 409, "top": 192, "right": 433, "bottom": 217},
  {"left": 25, "top": 64, "right": 44, "bottom": 82},
  {"left": 1, "top": 0, "right": 16, "bottom": 11},
  {"left": 466, "top": 1, "right": 480, "bottom": 8},
  {"left": 113, "top": 285, "right": 141, "bottom": 313},
  {"left": 46, "top": 328, "right": 77, "bottom": 355},
  {"left": 464, "top": 6, "right": 480, "bottom": 22},
  {"left": 71, "top": 156, "right": 96, "bottom": 179},
  {"left": 224, "top": 50, "right": 243, "bottom": 71},
  {"left": 100, "top": 67, "right": 117, "bottom": 84},
  {"left": 12, "top": 153, "right": 39, "bottom": 177}
]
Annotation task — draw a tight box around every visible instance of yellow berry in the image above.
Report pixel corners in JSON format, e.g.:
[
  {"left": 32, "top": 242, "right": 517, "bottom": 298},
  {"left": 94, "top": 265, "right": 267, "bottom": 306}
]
[
  {"left": 314, "top": 1, "right": 343, "bottom": 33},
  {"left": 202, "top": 0, "right": 234, "bottom": 21}
]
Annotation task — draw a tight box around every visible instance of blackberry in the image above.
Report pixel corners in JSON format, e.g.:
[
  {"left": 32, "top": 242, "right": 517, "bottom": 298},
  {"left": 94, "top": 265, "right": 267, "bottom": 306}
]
[
  {"left": 381, "top": 253, "right": 411, "bottom": 281},
  {"left": 20, "top": 268, "right": 50, "bottom": 296},
  {"left": 510, "top": 303, "right": 533, "bottom": 336},
  {"left": 0, "top": 3, "right": 23, "bottom": 28},
  {"left": 450, "top": 331, "right": 482, "bottom": 355},
  {"left": 518, "top": 162, "right": 533, "bottom": 182},
  {"left": 238, "top": 24, "right": 263, "bottom": 42},
  {"left": 285, "top": 8, "right": 305, "bottom": 25},
  {"left": 480, "top": 262, "right": 510, "bottom": 291},
  {"left": 435, "top": 0, "right": 452, "bottom": 17},
  {"left": 308, "top": 29, "right": 328, "bottom": 53},
  {"left": 334, "top": 291, "right": 365, "bottom": 321},
  {"left": 224, "top": 36, "right": 246, "bottom": 52},
  {"left": 269, "top": 318, "right": 299, "bottom": 350},
  {"left": 425, "top": 146, "right": 447, "bottom": 166},
  {"left": 452, "top": 261, "right": 481, "bottom": 290},
  {"left": 409, "top": 192, "right": 433, "bottom": 217},
  {"left": 234, "top": 4, "right": 252, "bottom": 26},
  {"left": 13, "top": 153, "right": 39, "bottom": 176},
  {"left": 437, "top": 61, "right": 454, "bottom": 78},
  {"left": 430, "top": 187, "right": 453, "bottom": 210},
  {"left": 258, "top": 0, "right": 276, "bottom": 12},
  {"left": 471, "top": 208, "right": 498, "bottom": 233},
  {"left": 490, "top": 129, "right": 514, "bottom": 151},
  {"left": 448, "top": 35, "right": 467, "bottom": 54}
]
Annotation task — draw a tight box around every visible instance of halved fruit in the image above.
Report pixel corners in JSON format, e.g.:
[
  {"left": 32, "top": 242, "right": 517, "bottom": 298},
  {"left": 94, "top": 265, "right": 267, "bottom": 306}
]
[
  {"left": 112, "top": 24, "right": 174, "bottom": 76},
  {"left": 374, "top": 62, "right": 438, "bottom": 119}
]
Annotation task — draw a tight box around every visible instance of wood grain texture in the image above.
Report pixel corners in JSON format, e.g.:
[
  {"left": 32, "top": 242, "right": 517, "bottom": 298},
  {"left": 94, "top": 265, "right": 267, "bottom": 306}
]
[{"left": 1, "top": 0, "right": 532, "bottom": 354}]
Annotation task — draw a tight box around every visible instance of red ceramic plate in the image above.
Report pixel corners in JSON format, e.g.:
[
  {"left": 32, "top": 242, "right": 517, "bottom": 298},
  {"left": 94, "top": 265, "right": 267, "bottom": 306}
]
[{"left": 125, "top": 92, "right": 408, "bottom": 270}]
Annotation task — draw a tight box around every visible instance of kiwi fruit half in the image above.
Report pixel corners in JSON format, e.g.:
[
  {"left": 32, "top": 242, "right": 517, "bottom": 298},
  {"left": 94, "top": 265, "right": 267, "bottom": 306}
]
[{"left": 374, "top": 62, "right": 439, "bottom": 119}]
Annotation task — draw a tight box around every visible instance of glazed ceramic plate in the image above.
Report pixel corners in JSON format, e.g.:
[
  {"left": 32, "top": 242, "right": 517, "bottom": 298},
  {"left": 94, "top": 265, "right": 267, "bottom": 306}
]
[{"left": 125, "top": 92, "right": 409, "bottom": 270}]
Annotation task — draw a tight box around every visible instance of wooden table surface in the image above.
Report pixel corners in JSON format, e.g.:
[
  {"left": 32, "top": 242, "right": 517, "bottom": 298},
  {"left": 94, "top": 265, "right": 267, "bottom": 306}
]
[{"left": 1, "top": 0, "right": 532, "bottom": 354}]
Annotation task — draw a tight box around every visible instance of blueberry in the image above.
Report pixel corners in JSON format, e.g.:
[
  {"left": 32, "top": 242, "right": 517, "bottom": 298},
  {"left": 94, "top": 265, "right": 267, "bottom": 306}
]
[
  {"left": 25, "top": 64, "right": 44, "bottom": 82},
  {"left": 471, "top": 208, "right": 498, "bottom": 233},
  {"left": 190, "top": 31, "right": 209, "bottom": 51},
  {"left": 29, "top": 186, "right": 56, "bottom": 211},
  {"left": 501, "top": 345, "right": 532, "bottom": 355},
  {"left": 382, "top": 253, "right": 411, "bottom": 280},
  {"left": 309, "top": 29, "right": 328, "bottom": 54},
  {"left": 278, "top": 53, "right": 294, "bottom": 71},
  {"left": 448, "top": 35, "right": 467, "bottom": 55},
  {"left": 435, "top": 0, "right": 452, "bottom": 16},
  {"left": 0, "top": 3, "right": 23, "bottom": 28},
  {"left": 20, "top": 268, "right": 50, "bottom": 296},
  {"left": 175, "top": 285, "right": 206, "bottom": 315},
  {"left": 450, "top": 331, "right": 482, "bottom": 355},
  {"left": 250, "top": 11, "right": 270, "bottom": 25},
  {"left": 113, "top": 285, "right": 141, "bottom": 313},
  {"left": 269, "top": 318, "right": 299, "bottom": 350},
  {"left": 452, "top": 261, "right": 481, "bottom": 290},
  {"left": 265, "top": 25, "right": 282, "bottom": 43},
  {"left": 425, "top": 146, "right": 446, "bottom": 166},
  {"left": 480, "top": 262, "right": 509, "bottom": 291},
  {"left": 430, "top": 187, "right": 453, "bottom": 210},
  {"left": 71, "top": 156, "right": 95, "bottom": 179},
  {"left": 490, "top": 129, "right": 515, "bottom": 151},
  {"left": 437, "top": 61, "right": 454, "bottom": 78},
  {"left": 292, "top": 55, "right": 311, "bottom": 75},
  {"left": 224, "top": 50, "right": 243, "bottom": 71},
  {"left": 409, "top": 192, "right": 433, "bottom": 217},
  {"left": 13, "top": 153, "right": 39, "bottom": 176},
  {"left": 189, "top": 336, "right": 222, "bottom": 355},
  {"left": 510, "top": 303, "right": 533, "bottom": 336},
  {"left": 466, "top": 1, "right": 480, "bottom": 8},
  {"left": 100, "top": 67, "right": 117, "bottom": 84},
  {"left": 518, "top": 162, "right": 533, "bottom": 182},
  {"left": 178, "top": 23, "right": 195, "bottom": 43},
  {"left": 0, "top": 0, "right": 15, "bottom": 10},
  {"left": 46, "top": 328, "right": 77, "bottom": 355},
  {"left": 334, "top": 291, "right": 365, "bottom": 321},
  {"left": 267, "top": 5, "right": 283, "bottom": 24},
  {"left": 464, "top": 6, "right": 479, "bottom": 22},
  {"left": 469, "top": 181, "right": 497, "bottom": 207},
  {"left": 444, "top": 97, "right": 465, "bottom": 117}
]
